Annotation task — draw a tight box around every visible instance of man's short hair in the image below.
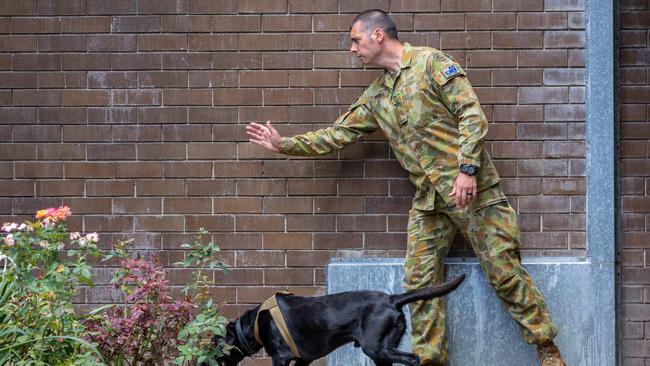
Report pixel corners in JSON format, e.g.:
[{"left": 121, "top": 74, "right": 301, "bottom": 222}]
[{"left": 351, "top": 9, "right": 399, "bottom": 40}]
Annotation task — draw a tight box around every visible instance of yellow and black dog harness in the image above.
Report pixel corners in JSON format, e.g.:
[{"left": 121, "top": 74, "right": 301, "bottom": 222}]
[{"left": 252, "top": 291, "right": 301, "bottom": 358}]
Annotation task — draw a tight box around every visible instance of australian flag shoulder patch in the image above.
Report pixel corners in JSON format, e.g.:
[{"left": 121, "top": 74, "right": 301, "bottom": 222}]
[{"left": 442, "top": 65, "right": 460, "bottom": 78}]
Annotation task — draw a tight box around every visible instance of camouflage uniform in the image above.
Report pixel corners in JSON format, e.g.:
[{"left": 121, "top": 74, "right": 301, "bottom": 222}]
[{"left": 279, "top": 43, "right": 558, "bottom": 364}]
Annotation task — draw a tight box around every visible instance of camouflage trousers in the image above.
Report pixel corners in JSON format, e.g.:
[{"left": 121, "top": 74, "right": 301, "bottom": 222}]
[{"left": 403, "top": 191, "right": 558, "bottom": 365}]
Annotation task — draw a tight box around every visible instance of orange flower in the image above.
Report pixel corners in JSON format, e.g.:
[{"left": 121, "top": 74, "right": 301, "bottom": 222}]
[{"left": 35, "top": 206, "right": 72, "bottom": 223}]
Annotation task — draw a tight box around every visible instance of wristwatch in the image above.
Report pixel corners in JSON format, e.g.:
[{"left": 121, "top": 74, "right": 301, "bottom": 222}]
[{"left": 459, "top": 164, "right": 478, "bottom": 176}]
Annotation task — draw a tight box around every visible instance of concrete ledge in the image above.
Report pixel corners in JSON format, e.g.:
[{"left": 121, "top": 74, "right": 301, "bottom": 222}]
[{"left": 327, "top": 258, "right": 613, "bottom": 366}]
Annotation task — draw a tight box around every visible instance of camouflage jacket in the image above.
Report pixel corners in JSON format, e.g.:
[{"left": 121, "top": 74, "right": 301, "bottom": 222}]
[{"left": 279, "top": 43, "right": 504, "bottom": 210}]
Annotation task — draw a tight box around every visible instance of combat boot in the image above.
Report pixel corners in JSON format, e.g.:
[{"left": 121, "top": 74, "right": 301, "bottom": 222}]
[{"left": 536, "top": 340, "right": 566, "bottom": 366}]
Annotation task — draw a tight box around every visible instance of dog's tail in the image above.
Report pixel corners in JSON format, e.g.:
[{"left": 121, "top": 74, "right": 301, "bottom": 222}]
[{"left": 391, "top": 274, "right": 465, "bottom": 309}]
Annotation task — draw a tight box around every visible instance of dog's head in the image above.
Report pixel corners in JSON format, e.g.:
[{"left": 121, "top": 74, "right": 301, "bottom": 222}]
[{"left": 210, "top": 313, "right": 262, "bottom": 366}]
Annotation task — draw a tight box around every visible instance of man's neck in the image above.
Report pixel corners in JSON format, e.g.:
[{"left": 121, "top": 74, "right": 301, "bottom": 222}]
[{"left": 378, "top": 41, "right": 404, "bottom": 74}]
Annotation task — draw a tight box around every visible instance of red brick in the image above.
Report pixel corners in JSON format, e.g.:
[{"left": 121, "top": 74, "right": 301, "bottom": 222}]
[
  {"left": 111, "top": 53, "right": 161, "bottom": 70},
  {"left": 12, "top": 54, "right": 61, "bottom": 71},
  {"left": 13, "top": 90, "right": 61, "bottom": 106},
  {"left": 115, "top": 162, "right": 163, "bottom": 178},
  {"left": 135, "top": 215, "right": 184, "bottom": 232},
  {"left": 545, "top": 105, "right": 585, "bottom": 121},
  {"left": 0, "top": 72, "right": 37, "bottom": 88},
  {"left": 63, "top": 162, "right": 113, "bottom": 179},
  {"left": 289, "top": 33, "right": 344, "bottom": 51},
  {"left": 188, "top": 142, "right": 237, "bottom": 159},
  {"left": 440, "top": 31, "right": 491, "bottom": 50},
  {"left": 211, "top": 88, "right": 261, "bottom": 105},
  {"left": 8, "top": 17, "right": 62, "bottom": 34},
  {"left": 62, "top": 53, "right": 111, "bottom": 70},
  {"left": 63, "top": 126, "right": 111, "bottom": 142},
  {"left": 545, "top": 0, "right": 585, "bottom": 11},
  {"left": 390, "top": 0, "right": 440, "bottom": 12},
  {"left": 13, "top": 125, "right": 60, "bottom": 142},
  {"left": 60, "top": 90, "right": 108, "bottom": 106},
  {"left": 519, "top": 87, "right": 568, "bottom": 104},
  {"left": 37, "top": 144, "right": 86, "bottom": 160},
  {"left": 137, "top": 143, "right": 186, "bottom": 160},
  {"left": 287, "top": 215, "right": 335, "bottom": 232},
  {"left": 517, "top": 123, "right": 567, "bottom": 140},
  {"left": 138, "top": 71, "right": 187, "bottom": 88},
  {"left": 240, "top": 71, "right": 288, "bottom": 87},
  {"left": 263, "top": 197, "right": 313, "bottom": 214},
  {"left": 287, "top": 179, "right": 337, "bottom": 195},
  {"left": 188, "top": 34, "right": 237, "bottom": 51},
  {"left": 185, "top": 215, "right": 234, "bottom": 231},
  {"left": 491, "top": 142, "right": 543, "bottom": 159},
  {"left": 337, "top": 215, "right": 386, "bottom": 232},
  {"left": 164, "top": 197, "right": 211, "bottom": 214},
  {"left": 236, "top": 215, "right": 284, "bottom": 232},
  {"left": 543, "top": 141, "right": 585, "bottom": 158},
  {"left": 163, "top": 162, "right": 212, "bottom": 178},
  {"left": 466, "top": 13, "right": 516, "bottom": 30},
  {"left": 213, "top": 52, "right": 262, "bottom": 69},
  {"left": 0, "top": 35, "right": 36, "bottom": 51},
  {"left": 263, "top": 233, "right": 311, "bottom": 250},
  {"left": 163, "top": 89, "right": 211, "bottom": 106},
  {"left": 415, "top": 14, "right": 465, "bottom": 31},
  {"left": 262, "top": 15, "right": 311, "bottom": 32},
  {"left": 237, "top": 179, "right": 286, "bottom": 196},
  {"left": 518, "top": 50, "right": 568, "bottom": 67},
  {"left": 237, "top": 251, "right": 285, "bottom": 268},
  {"left": 441, "top": 0, "right": 490, "bottom": 11},
  {"left": 0, "top": 0, "right": 36, "bottom": 15},
  {"left": 493, "top": 31, "right": 543, "bottom": 49},
  {"left": 86, "top": 180, "right": 134, "bottom": 197},
  {"left": 138, "top": 0, "right": 188, "bottom": 14},
  {"left": 88, "top": 34, "right": 136, "bottom": 52},
  {"left": 137, "top": 34, "right": 187, "bottom": 51},
  {"left": 89, "top": 71, "right": 138, "bottom": 88},
  {"left": 544, "top": 31, "right": 585, "bottom": 48},
  {"left": 186, "top": 179, "right": 235, "bottom": 196},
  {"left": 212, "top": 197, "right": 261, "bottom": 213},
  {"left": 36, "top": 180, "right": 84, "bottom": 197},
  {"left": 238, "top": 0, "right": 286, "bottom": 13},
  {"left": 211, "top": 15, "right": 260, "bottom": 32},
  {"left": 138, "top": 107, "right": 187, "bottom": 124},
  {"left": 287, "top": 0, "right": 335, "bottom": 13},
  {"left": 265, "top": 268, "right": 314, "bottom": 285},
  {"left": 215, "top": 161, "right": 263, "bottom": 177},
  {"left": 264, "top": 88, "right": 313, "bottom": 105},
  {"left": 189, "top": 106, "right": 238, "bottom": 123},
  {"left": 263, "top": 52, "right": 313, "bottom": 70},
  {"left": 467, "top": 51, "right": 518, "bottom": 68},
  {"left": 87, "top": 0, "right": 136, "bottom": 14},
  {"left": 0, "top": 180, "right": 34, "bottom": 196},
  {"left": 314, "top": 233, "right": 362, "bottom": 249},
  {"left": 313, "top": 14, "right": 356, "bottom": 32},
  {"left": 136, "top": 179, "right": 185, "bottom": 196},
  {"left": 501, "top": 178, "right": 542, "bottom": 195},
  {"left": 162, "top": 15, "right": 211, "bottom": 32},
  {"left": 38, "top": 0, "right": 85, "bottom": 15},
  {"left": 494, "top": 0, "right": 543, "bottom": 11},
  {"left": 189, "top": 0, "right": 236, "bottom": 14},
  {"left": 366, "top": 197, "right": 411, "bottom": 214},
  {"left": 163, "top": 52, "right": 212, "bottom": 69}
]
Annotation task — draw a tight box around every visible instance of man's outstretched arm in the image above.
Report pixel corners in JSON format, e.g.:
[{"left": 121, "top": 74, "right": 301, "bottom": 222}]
[{"left": 245, "top": 96, "right": 379, "bottom": 157}]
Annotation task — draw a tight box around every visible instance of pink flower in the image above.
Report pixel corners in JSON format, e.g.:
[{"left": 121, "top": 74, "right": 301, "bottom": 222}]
[
  {"left": 3, "top": 234, "right": 14, "bottom": 247},
  {"left": 70, "top": 232, "right": 81, "bottom": 240},
  {"left": 39, "top": 240, "right": 48, "bottom": 249}
]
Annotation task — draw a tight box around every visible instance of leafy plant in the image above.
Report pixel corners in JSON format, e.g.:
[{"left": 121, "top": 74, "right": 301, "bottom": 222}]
[
  {"left": 174, "top": 229, "right": 231, "bottom": 366},
  {"left": 86, "top": 229, "right": 230, "bottom": 366},
  {"left": 0, "top": 206, "right": 104, "bottom": 365}
]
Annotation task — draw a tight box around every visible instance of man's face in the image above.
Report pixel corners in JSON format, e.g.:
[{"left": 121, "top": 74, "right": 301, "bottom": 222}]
[{"left": 349, "top": 21, "right": 381, "bottom": 66}]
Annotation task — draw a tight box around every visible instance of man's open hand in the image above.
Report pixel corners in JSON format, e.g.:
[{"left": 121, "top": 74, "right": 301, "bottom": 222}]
[{"left": 246, "top": 121, "right": 282, "bottom": 152}]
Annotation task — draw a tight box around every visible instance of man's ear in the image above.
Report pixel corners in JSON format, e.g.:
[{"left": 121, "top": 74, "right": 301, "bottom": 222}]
[{"left": 372, "top": 27, "right": 385, "bottom": 43}]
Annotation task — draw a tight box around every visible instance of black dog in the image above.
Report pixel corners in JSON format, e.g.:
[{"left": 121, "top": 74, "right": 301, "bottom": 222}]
[{"left": 211, "top": 274, "right": 465, "bottom": 366}]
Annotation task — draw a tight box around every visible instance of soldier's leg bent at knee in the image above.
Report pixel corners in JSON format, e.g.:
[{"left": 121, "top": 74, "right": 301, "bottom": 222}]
[
  {"left": 403, "top": 208, "right": 456, "bottom": 364},
  {"left": 454, "top": 201, "right": 559, "bottom": 345}
]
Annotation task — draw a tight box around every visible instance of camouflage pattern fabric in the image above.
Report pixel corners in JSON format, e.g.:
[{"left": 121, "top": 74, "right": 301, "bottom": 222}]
[
  {"left": 404, "top": 189, "right": 558, "bottom": 365},
  {"left": 279, "top": 43, "right": 502, "bottom": 210}
]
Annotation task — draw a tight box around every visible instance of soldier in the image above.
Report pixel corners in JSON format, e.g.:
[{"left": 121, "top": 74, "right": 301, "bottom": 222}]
[{"left": 246, "top": 9, "right": 566, "bottom": 366}]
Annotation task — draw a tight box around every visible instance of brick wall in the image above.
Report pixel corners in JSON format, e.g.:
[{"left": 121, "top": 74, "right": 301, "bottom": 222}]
[
  {"left": 0, "top": 0, "right": 586, "bottom": 363},
  {"left": 620, "top": 0, "right": 650, "bottom": 364}
]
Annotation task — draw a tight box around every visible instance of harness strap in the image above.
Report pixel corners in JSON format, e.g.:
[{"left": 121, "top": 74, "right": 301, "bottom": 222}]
[{"left": 253, "top": 291, "right": 301, "bottom": 358}]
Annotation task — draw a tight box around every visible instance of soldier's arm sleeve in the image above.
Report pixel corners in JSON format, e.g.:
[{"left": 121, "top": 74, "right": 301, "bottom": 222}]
[
  {"left": 278, "top": 95, "right": 379, "bottom": 156},
  {"left": 429, "top": 57, "right": 487, "bottom": 168}
]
